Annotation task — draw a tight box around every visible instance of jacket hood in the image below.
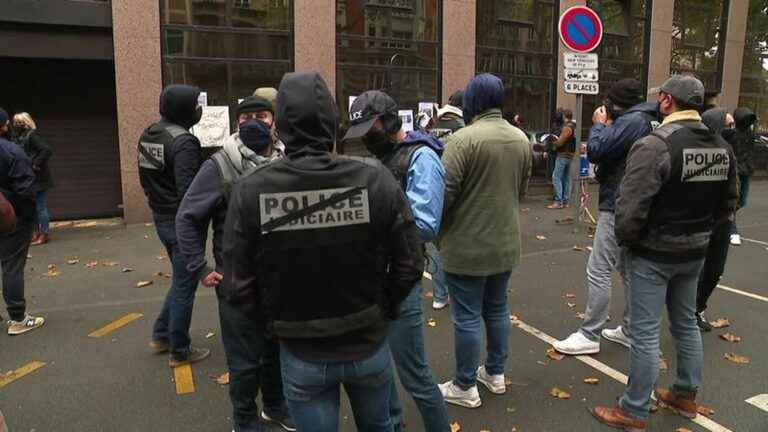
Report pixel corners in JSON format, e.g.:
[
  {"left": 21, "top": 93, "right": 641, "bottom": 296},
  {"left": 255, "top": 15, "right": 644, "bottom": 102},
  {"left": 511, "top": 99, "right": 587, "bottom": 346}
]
[
  {"left": 401, "top": 130, "right": 444, "bottom": 157},
  {"left": 624, "top": 102, "right": 661, "bottom": 119},
  {"left": 734, "top": 107, "right": 757, "bottom": 130},
  {"left": 160, "top": 84, "right": 201, "bottom": 129},
  {"left": 437, "top": 105, "right": 463, "bottom": 120},
  {"left": 276, "top": 72, "right": 337, "bottom": 154},
  {"left": 701, "top": 108, "right": 728, "bottom": 135},
  {"left": 463, "top": 74, "right": 504, "bottom": 124}
]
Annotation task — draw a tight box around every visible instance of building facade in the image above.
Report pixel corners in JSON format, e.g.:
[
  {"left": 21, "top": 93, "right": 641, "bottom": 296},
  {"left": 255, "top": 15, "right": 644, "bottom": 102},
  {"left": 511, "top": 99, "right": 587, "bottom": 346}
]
[{"left": 0, "top": 0, "right": 764, "bottom": 223}]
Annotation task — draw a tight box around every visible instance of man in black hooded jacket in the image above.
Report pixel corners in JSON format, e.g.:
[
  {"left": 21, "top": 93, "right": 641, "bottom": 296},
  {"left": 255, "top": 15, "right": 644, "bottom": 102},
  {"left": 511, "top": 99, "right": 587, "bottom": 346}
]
[
  {"left": 223, "top": 72, "right": 422, "bottom": 431},
  {"left": 137, "top": 84, "right": 207, "bottom": 367},
  {"left": 729, "top": 107, "right": 759, "bottom": 246}
]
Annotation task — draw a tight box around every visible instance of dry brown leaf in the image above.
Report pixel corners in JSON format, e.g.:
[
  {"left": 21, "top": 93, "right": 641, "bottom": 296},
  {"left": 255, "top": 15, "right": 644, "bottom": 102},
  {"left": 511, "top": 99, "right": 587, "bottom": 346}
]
[
  {"left": 102, "top": 261, "right": 119, "bottom": 267},
  {"left": 710, "top": 317, "right": 731, "bottom": 328},
  {"left": 536, "top": 235, "right": 548, "bottom": 241},
  {"left": 479, "top": 430, "right": 491, "bottom": 432},
  {"left": 572, "top": 246, "right": 585, "bottom": 252},
  {"left": 85, "top": 261, "right": 99, "bottom": 268},
  {"left": 47, "top": 264, "right": 56, "bottom": 271},
  {"left": 136, "top": 281, "right": 153, "bottom": 288},
  {"left": 67, "top": 259, "right": 80, "bottom": 265},
  {"left": 506, "top": 407, "right": 517, "bottom": 413},
  {"left": 575, "top": 312, "right": 586, "bottom": 320},
  {"left": 546, "top": 348, "right": 564, "bottom": 361},
  {"left": 565, "top": 293, "right": 576, "bottom": 299},
  {"left": 144, "top": 223, "right": 153, "bottom": 227},
  {"left": 46, "top": 270, "right": 60, "bottom": 278},
  {"left": 156, "top": 255, "right": 167, "bottom": 261},
  {"left": 511, "top": 428, "right": 518, "bottom": 432},
  {"left": 510, "top": 314, "right": 520, "bottom": 321},
  {"left": 143, "top": 235, "right": 149, "bottom": 239},
  {"left": 697, "top": 405, "right": 715, "bottom": 418},
  {"left": 675, "top": 428, "right": 693, "bottom": 432},
  {"left": 724, "top": 352, "right": 750, "bottom": 364},
  {"left": 583, "top": 378, "right": 599, "bottom": 385},
  {"left": 154, "top": 272, "right": 171, "bottom": 279},
  {"left": 426, "top": 318, "right": 437, "bottom": 328},
  {"left": 567, "top": 302, "right": 576, "bottom": 308},
  {"left": 550, "top": 387, "right": 571, "bottom": 399},
  {"left": 205, "top": 332, "right": 216, "bottom": 339},
  {"left": 212, "top": 372, "right": 229, "bottom": 385},
  {"left": 121, "top": 267, "right": 134, "bottom": 273},
  {"left": 659, "top": 358, "right": 669, "bottom": 371},
  {"left": 719, "top": 333, "right": 741, "bottom": 343},
  {"left": 450, "top": 422, "right": 461, "bottom": 432}
]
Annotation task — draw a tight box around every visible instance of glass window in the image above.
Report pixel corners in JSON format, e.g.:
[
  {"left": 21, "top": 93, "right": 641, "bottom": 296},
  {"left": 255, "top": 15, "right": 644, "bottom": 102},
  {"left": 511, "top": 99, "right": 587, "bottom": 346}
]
[
  {"left": 336, "top": 0, "right": 441, "bottom": 156},
  {"left": 670, "top": 0, "right": 728, "bottom": 91},
  {"left": 160, "top": 0, "right": 293, "bottom": 135},
  {"left": 582, "top": 0, "right": 651, "bottom": 136},
  {"left": 739, "top": 0, "right": 768, "bottom": 134}
]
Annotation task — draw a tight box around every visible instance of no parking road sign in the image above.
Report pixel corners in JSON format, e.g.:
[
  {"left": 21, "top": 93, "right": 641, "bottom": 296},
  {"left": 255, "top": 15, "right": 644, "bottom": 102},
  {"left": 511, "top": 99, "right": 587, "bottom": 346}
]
[{"left": 559, "top": 6, "right": 603, "bottom": 53}]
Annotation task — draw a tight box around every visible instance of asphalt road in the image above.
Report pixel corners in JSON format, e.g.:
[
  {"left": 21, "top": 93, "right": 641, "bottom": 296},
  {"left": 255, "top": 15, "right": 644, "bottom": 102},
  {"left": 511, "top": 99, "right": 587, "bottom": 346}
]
[{"left": 1, "top": 182, "right": 766, "bottom": 432}]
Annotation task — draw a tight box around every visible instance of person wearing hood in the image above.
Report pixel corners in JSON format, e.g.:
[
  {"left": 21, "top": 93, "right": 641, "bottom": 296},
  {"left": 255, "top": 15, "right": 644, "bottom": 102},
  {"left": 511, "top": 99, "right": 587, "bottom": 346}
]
[
  {"left": 695, "top": 108, "right": 737, "bottom": 332},
  {"left": 0, "top": 107, "right": 45, "bottom": 336},
  {"left": 13, "top": 112, "right": 53, "bottom": 245},
  {"left": 437, "top": 73, "right": 531, "bottom": 408},
  {"left": 344, "top": 90, "right": 450, "bottom": 432},
  {"left": 729, "top": 107, "right": 759, "bottom": 246},
  {"left": 175, "top": 96, "right": 294, "bottom": 432},
  {"left": 138, "top": 84, "right": 207, "bottom": 367},
  {"left": 553, "top": 79, "right": 660, "bottom": 356},
  {"left": 431, "top": 90, "right": 466, "bottom": 140},
  {"left": 223, "top": 72, "right": 422, "bottom": 431}
]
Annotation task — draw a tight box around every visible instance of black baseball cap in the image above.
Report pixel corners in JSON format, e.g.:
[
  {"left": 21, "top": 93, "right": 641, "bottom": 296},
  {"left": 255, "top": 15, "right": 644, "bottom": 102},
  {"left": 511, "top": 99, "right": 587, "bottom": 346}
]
[
  {"left": 343, "top": 90, "right": 398, "bottom": 141},
  {"left": 650, "top": 75, "right": 705, "bottom": 107}
]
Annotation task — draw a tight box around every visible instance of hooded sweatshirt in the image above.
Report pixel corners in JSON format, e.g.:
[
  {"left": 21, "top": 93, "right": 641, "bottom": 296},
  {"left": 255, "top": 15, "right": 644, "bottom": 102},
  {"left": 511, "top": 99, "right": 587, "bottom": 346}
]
[
  {"left": 732, "top": 107, "right": 758, "bottom": 176},
  {"left": 223, "top": 72, "right": 422, "bottom": 361}
]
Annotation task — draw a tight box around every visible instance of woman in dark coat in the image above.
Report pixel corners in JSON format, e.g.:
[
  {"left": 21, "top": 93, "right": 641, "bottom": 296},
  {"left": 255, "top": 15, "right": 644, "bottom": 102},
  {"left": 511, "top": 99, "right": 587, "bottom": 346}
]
[{"left": 13, "top": 112, "right": 53, "bottom": 245}]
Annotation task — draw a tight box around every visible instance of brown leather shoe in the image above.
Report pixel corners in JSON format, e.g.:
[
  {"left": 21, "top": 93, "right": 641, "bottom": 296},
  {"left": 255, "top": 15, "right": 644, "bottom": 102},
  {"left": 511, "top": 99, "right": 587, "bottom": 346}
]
[
  {"left": 655, "top": 387, "right": 698, "bottom": 419},
  {"left": 590, "top": 406, "right": 647, "bottom": 431}
]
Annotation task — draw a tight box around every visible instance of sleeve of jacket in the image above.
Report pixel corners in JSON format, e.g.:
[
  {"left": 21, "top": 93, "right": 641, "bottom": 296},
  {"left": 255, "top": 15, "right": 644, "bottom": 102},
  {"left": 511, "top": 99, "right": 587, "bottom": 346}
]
[
  {"left": 222, "top": 179, "right": 261, "bottom": 315},
  {"left": 175, "top": 159, "right": 221, "bottom": 280},
  {"left": 382, "top": 167, "right": 423, "bottom": 317},
  {"left": 8, "top": 150, "right": 36, "bottom": 200},
  {"left": 405, "top": 147, "right": 445, "bottom": 242},
  {"left": 0, "top": 192, "right": 16, "bottom": 234},
  {"left": 28, "top": 133, "right": 52, "bottom": 170},
  {"left": 441, "top": 133, "right": 469, "bottom": 215},
  {"left": 715, "top": 145, "right": 740, "bottom": 222},
  {"left": 588, "top": 118, "right": 651, "bottom": 165},
  {"left": 520, "top": 140, "right": 533, "bottom": 199},
  {"left": 173, "top": 135, "right": 203, "bottom": 200},
  {"left": 615, "top": 136, "right": 669, "bottom": 244}
]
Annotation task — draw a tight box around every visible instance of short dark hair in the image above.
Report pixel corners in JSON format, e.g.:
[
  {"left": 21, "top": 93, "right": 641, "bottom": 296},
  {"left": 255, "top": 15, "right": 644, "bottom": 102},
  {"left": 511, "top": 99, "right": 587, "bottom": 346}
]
[
  {"left": 561, "top": 108, "right": 573, "bottom": 119},
  {"left": 671, "top": 95, "right": 701, "bottom": 112}
]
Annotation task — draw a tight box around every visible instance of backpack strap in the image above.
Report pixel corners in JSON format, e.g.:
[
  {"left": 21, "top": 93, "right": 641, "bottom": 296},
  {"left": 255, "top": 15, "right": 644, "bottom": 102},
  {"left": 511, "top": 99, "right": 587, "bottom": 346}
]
[
  {"left": 650, "top": 122, "right": 687, "bottom": 146},
  {"left": 165, "top": 125, "right": 192, "bottom": 139},
  {"left": 211, "top": 151, "right": 240, "bottom": 202}
]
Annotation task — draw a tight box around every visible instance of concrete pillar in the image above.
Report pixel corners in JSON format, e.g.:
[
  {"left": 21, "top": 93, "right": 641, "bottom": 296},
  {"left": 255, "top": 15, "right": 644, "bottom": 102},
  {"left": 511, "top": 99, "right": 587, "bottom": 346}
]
[
  {"left": 720, "top": 0, "right": 749, "bottom": 111},
  {"left": 442, "top": 0, "right": 476, "bottom": 102},
  {"left": 294, "top": 0, "right": 336, "bottom": 92},
  {"left": 556, "top": 0, "right": 586, "bottom": 115},
  {"left": 112, "top": 0, "right": 161, "bottom": 224},
  {"left": 646, "top": 0, "right": 675, "bottom": 101}
]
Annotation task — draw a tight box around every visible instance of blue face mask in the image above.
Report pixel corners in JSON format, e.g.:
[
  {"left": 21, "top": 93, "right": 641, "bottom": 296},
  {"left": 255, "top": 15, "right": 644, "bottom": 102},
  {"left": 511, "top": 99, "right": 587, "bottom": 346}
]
[{"left": 239, "top": 119, "right": 272, "bottom": 153}]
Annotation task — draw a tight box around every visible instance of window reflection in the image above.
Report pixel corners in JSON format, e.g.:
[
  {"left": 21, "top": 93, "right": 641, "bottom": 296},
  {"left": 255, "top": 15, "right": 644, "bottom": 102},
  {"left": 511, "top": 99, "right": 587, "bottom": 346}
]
[
  {"left": 162, "top": 0, "right": 291, "bottom": 31},
  {"left": 670, "top": 0, "right": 727, "bottom": 91},
  {"left": 739, "top": 0, "right": 768, "bottom": 134}
]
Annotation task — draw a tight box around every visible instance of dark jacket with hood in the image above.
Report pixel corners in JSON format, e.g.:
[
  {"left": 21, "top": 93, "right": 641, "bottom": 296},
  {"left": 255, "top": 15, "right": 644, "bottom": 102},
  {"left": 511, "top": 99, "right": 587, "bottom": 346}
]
[
  {"left": 731, "top": 107, "right": 758, "bottom": 176},
  {"left": 0, "top": 137, "right": 36, "bottom": 225},
  {"left": 587, "top": 102, "right": 660, "bottom": 212},
  {"left": 138, "top": 85, "right": 203, "bottom": 220},
  {"left": 222, "top": 72, "right": 422, "bottom": 362},
  {"left": 16, "top": 129, "right": 53, "bottom": 190}
]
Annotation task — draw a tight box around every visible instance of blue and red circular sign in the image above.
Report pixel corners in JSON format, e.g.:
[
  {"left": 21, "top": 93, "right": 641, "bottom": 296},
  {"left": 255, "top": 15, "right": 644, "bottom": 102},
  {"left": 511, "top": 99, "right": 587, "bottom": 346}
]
[{"left": 559, "top": 6, "right": 603, "bottom": 53}]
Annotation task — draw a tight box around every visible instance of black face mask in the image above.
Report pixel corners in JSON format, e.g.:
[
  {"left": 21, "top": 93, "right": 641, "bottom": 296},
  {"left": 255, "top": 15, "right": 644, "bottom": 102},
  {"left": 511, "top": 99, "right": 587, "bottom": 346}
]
[
  {"left": 239, "top": 119, "right": 272, "bottom": 153},
  {"left": 362, "top": 128, "right": 395, "bottom": 159}
]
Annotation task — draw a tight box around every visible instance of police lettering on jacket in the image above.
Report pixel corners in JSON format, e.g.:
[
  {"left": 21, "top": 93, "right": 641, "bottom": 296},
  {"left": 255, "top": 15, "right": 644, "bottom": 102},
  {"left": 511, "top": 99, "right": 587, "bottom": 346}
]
[
  {"left": 259, "top": 187, "right": 371, "bottom": 233},
  {"left": 681, "top": 148, "right": 730, "bottom": 182}
]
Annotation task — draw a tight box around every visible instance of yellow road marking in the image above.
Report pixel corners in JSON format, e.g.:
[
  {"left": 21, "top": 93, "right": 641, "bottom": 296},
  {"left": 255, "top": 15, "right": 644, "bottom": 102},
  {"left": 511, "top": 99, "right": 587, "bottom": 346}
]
[
  {"left": 173, "top": 364, "right": 195, "bottom": 395},
  {"left": 88, "top": 313, "right": 143, "bottom": 338},
  {"left": 0, "top": 361, "right": 46, "bottom": 389}
]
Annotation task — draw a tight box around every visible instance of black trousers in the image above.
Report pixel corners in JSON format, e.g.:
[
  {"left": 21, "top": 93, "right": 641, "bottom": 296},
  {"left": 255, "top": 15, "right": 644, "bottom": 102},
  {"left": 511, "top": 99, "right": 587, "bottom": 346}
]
[
  {"left": 697, "top": 221, "right": 733, "bottom": 313},
  {"left": 0, "top": 223, "right": 33, "bottom": 321}
]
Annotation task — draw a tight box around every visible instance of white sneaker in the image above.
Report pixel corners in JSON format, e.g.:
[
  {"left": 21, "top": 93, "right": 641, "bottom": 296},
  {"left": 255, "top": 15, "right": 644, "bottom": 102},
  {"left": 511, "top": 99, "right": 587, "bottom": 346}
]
[
  {"left": 7, "top": 315, "right": 45, "bottom": 335},
  {"left": 476, "top": 366, "right": 506, "bottom": 394},
  {"left": 552, "top": 332, "right": 600, "bottom": 355},
  {"left": 730, "top": 234, "right": 742, "bottom": 246},
  {"left": 438, "top": 380, "right": 482, "bottom": 408},
  {"left": 601, "top": 326, "right": 631, "bottom": 348},
  {"left": 432, "top": 298, "right": 450, "bottom": 310}
]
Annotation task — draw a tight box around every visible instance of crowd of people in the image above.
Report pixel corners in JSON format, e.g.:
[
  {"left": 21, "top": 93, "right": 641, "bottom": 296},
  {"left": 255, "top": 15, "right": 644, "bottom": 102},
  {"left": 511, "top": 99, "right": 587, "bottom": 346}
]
[{"left": 0, "top": 69, "right": 759, "bottom": 431}]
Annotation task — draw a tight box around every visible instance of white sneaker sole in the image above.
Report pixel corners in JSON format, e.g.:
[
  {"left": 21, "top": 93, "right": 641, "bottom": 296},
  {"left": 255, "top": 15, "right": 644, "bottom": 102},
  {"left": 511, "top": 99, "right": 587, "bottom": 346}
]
[
  {"left": 8, "top": 320, "right": 45, "bottom": 335},
  {"left": 432, "top": 302, "right": 449, "bottom": 310},
  {"left": 443, "top": 396, "right": 482, "bottom": 409},
  {"left": 552, "top": 342, "right": 600, "bottom": 356},
  {"left": 261, "top": 411, "right": 297, "bottom": 432},
  {"left": 601, "top": 331, "right": 631, "bottom": 349},
  {"left": 477, "top": 375, "right": 506, "bottom": 395}
]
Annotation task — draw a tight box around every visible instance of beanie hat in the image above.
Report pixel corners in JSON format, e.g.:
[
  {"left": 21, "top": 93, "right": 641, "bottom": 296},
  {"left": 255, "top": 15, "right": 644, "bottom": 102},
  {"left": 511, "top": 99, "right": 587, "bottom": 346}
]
[
  {"left": 607, "top": 79, "right": 643, "bottom": 109},
  {"left": 237, "top": 96, "right": 273, "bottom": 118}
]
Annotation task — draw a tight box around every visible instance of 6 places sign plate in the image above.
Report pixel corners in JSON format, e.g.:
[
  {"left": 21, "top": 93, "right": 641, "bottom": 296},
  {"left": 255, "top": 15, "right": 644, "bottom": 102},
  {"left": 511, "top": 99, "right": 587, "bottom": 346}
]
[{"left": 564, "top": 81, "right": 600, "bottom": 95}]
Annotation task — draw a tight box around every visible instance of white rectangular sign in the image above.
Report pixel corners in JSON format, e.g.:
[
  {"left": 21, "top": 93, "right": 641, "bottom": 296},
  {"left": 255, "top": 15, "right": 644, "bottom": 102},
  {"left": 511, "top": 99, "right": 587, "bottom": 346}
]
[
  {"left": 564, "top": 69, "right": 599, "bottom": 82},
  {"left": 564, "top": 81, "right": 600, "bottom": 95},
  {"left": 564, "top": 53, "right": 599, "bottom": 70},
  {"left": 191, "top": 106, "right": 230, "bottom": 148},
  {"left": 198, "top": 92, "right": 208, "bottom": 107},
  {"left": 259, "top": 187, "right": 371, "bottom": 233},
  {"left": 399, "top": 109, "right": 414, "bottom": 132}
]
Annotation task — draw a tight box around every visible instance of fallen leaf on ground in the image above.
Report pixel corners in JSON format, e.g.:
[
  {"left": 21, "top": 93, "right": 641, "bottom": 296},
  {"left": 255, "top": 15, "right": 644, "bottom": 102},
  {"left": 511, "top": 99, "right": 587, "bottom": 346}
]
[
  {"left": 509, "top": 314, "right": 520, "bottom": 323},
  {"left": 67, "top": 259, "right": 80, "bottom": 265},
  {"left": 27, "top": 254, "right": 33, "bottom": 259},
  {"left": 724, "top": 353, "right": 750, "bottom": 364},
  {"left": 567, "top": 302, "right": 576, "bottom": 308},
  {"left": 424, "top": 291, "right": 434, "bottom": 299},
  {"left": 565, "top": 293, "right": 576, "bottom": 299},
  {"left": 85, "top": 261, "right": 99, "bottom": 268},
  {"left": 212, "top": 372, "right": 229, "bottom": 385},
  {"left": 583, "top": 378, "right": 599, "bottom": 385},
  {"left": 480, "top": 430, "right": 491, "bottom": 432},
  {"left": 426, "top": 318, "right": 437, "bottom": 327},
  {"left": 546, "top": 348, "right": 565, "bottom": 361},
  {"left": 511, "top": 428, "right": 518, "bottom": 432},
  {"left": 47, "top": 264, "right": 56, "bottom": 271},
  {"left": 573, "top": 246, "right": 585, "bottom": 252},
  {"left": 506, "top": 407, "right": 517, "bottom": 413},
  {"left": 536, "top": 235, "right": 548, "bottom": 241},
  {"left": 521, "top": 208, "right": 530, "bottom": 213},
  {"left": 536, "top": 360, "right": 548, "bottom": 366},
  {"left": 205, "top": 332, "right": 215, "bottom": 339},
  {"left": 121, "top": 268, "right": 134, "bottom": 273},
  {"left": 450, "top": 422, "right": 461, "bottom": 432},
  {"left": 156, "top": 255, "right": 166, "bottom": 261},
  {"left": 675, "top": 428, "right": 693, "bottom": 432},
  {"left": 136, "top": 281, "right": 153, "bottom": 288},
  {"left": 719, "top": 333, "right": 741, "bottom": 343},
  {"left": 154, "top": 272, "right": 171, "bottom": 279},
  {"left": 550, "top": 387, "right": 571, "bottom": 399},
  {"left": 710, "top": 317, "right": 730, "bottom": 328},
  {"left": 697, "top": 405, "right": 715, "bottom": 417},
  {"left": 659, "top": 358, "right": 669, "bottom": 371},
  {"left": 575, "top": 312, "right": 586, "bottom": 320},
  {"left": 46, "top": 270, "right": 60, "bottom": 278},
  {"left": 556, "top": 217, "right": 575, "bottom": 224},
  {"left": 144, "top": 223, "right": 153, "bottom": 227},
  {"left": 143, "top": 235, "right": 149, "bottom": 239},
  {"left": 102, "top": 261, "right": 119, "bottom": 267}
]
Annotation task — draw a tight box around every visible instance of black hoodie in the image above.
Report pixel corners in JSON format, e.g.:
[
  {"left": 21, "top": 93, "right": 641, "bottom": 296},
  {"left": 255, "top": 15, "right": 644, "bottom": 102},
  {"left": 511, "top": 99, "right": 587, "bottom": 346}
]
[
  {"left": 222, "top": 72, "right": 422, "bottom": 362},
  {"left": 138, "top": 85, "right": 203, "bottom": 219},
  {"left": 732, "top": 107, "right": 758, "bottom": 176}
]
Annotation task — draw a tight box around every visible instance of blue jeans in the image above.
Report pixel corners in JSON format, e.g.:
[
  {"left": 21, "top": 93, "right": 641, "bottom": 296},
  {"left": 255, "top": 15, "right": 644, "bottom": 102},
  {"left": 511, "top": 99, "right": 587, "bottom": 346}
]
[
  {"left": 446, "top": 271, "right": 512, "bottom": 390},
  {"left": 219, "top": 297, "right": 287, "bottom": 432},
  {"left": 389, "top": 282, "right": 450, "bottom": 432},
  {"left": 35, "top": 190, "right": 50, "bottom": 234},
  {"left": 552, "top": 155, "right": 572, "bottom": 205},
  {"left": 151, "top": 220, "right": 200, "bottom": 357},
  {"left": 425, "top": 243, "right": 448, "bottom": 303},
  {"left": 619, "top": 253, "right": 704, "bottom": 421},
  {"left": 280, "top": 342, "right": 395, "bottom": 432}
]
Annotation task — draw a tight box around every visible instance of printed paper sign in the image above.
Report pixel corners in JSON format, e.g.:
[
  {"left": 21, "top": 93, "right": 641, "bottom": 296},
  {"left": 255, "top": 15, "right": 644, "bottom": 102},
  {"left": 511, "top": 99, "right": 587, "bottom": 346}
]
[
  {"left": 259, "top": 187, "right": 371, "bottom": 233},
  {"left": 418, "top": 102, "right": 435, "bottom": 119},
  {"left": 399, "top": 109, "right": 414, "bottom": 132},
  {"left": 349, "top": 96, "right": 358, "bottom": 113},
  {"left": 191, "top": 106, "right": 230, "bottom": 148},
  {"left": 198, "top": 92, "right": 208, "bottom": 107},
  {"left": 682, "top": 148, "right": 730, "bottom": 182},
  {"left": 564, "top": 81, "right": 599, "bottom": 95}
]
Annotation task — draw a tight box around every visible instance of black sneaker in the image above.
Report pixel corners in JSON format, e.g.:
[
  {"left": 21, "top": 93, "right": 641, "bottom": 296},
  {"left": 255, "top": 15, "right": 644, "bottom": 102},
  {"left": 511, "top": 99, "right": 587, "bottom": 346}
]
[
  {"left": 168, "top": 346, "right": 211, "bottom": 368},
  {"left": 261, "top": 410, "right": 297, "bottom": 432},
  {"left": 696, "top": 313, "right": 713, "bottom": 332}
]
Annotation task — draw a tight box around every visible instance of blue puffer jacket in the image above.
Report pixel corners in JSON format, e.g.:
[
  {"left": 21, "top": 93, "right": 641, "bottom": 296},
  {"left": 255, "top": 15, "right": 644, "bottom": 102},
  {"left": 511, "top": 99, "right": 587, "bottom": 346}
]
[
  {"left": 587, "top": 102, "right": 659, "bottom": 212},
  {"left": 398, "top": 130, "right": 446, "bottom": 242}
]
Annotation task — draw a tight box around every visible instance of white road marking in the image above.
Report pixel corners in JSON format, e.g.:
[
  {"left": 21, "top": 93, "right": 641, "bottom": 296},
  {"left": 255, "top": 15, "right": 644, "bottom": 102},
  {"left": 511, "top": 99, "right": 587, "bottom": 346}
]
[
  {"left": 513, "top": 319, "right": 734, "bottom": 432},
  {"left": 745, "top": 394, "right": 768, "bottom": 413},
  {"left": 742, "top": 237, "right": 768, "bottom": 247},
  {"left": 717, "top": 284, "right": 768, "bottom": 303}
]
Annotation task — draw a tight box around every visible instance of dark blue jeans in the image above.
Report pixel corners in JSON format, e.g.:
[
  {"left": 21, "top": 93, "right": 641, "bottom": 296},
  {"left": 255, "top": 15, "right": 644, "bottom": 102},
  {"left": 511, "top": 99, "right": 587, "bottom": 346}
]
[
  {"left": 35, "top": 190, "right": 50, "bottom": 235},
  {"left": 0, "top": 223, "right": 33, "bottom": 321},
  {"left": 389, "top": 282, "right": 450, "bottom": 432},
  {"left": 219, "top": 297, "right": 287, "bottom": 432},
  {"left": 281, "top": 342, "right": 395, "bottom": 432},
  {"left": 151, "top": 220, "right": 200, "bottom": 356},
  {"left": 425, "top": 243, "right": 448, "bottom": 303}
]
